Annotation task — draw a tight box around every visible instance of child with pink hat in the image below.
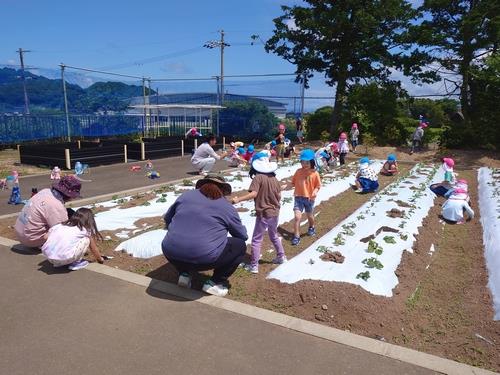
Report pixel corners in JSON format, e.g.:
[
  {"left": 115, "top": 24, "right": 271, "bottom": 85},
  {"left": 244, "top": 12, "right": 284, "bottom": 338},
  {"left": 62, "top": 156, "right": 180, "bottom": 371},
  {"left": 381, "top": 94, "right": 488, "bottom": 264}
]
[
  {"left": 442, "top": 187, "right": 474, "bottom": 224},
  {"left": 338, "top": 132, "right": 349, "bottom": 165},
  {"left": 349, "top": 123, "right": 360, "bottom": 153},
  {"left": 442, "top": 157, "right": 456, "bottom": 183}
]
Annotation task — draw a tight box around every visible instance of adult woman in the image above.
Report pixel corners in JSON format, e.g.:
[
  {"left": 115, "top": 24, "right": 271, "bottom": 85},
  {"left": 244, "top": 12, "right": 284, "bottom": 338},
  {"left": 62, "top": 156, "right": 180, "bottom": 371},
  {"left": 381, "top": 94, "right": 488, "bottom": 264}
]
[
  {"left": 191, "top": 134, "right": 228, "bottom": 175},
  {"left": 15, "top": 175, "right": 81, "bottom": 248},
  {"left": 162, "top": 174, "right": 248, "bottom": 296}
]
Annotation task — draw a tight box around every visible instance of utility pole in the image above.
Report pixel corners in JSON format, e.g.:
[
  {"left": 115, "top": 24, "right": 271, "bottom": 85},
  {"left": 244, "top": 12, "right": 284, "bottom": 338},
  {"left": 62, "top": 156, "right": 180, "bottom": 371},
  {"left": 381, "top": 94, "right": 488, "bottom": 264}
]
[
  {"left": 204, "top": 30, "right": 230, "bottom": 105},
  {"left": 17, "top": 48, "right": 31, "bottom": 115},
  {"left": 60, "top": 64, "right": 71, "bottom": 141},
  {"left": 142, "top": 78, "right": 147, "bottom": 137},
  {"left": 300, "top": 72, "right": 306, "bottom": 119}
]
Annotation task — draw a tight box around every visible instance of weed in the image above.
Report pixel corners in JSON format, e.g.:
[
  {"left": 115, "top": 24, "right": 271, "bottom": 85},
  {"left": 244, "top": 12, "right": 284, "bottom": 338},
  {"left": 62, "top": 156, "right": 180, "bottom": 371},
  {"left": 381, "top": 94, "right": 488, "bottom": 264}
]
[{"left": 406, "top": 283, "right": 422, "bottom": 310}]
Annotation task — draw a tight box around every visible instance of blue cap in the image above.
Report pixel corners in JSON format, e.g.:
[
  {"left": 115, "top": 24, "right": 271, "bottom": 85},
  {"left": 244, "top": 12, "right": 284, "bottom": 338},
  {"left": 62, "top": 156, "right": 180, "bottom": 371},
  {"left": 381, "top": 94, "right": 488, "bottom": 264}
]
[
  {"left": 387, "top": 153, "right": 396, "bottom": 161},
  {"left": 238, "top": 147, "right": 246, "bottom": 154},
  {"left": 320, "top": 151, "right": 328, "bottom": 159},
  {"left": 300, "top": 149, "right": 315, "bottom": 161},
  {"left": 271, "top": 140, "right": 277, "bottom": 146},
  {"left": 248, "top": 144, "right": 254, "bottom": 152},
  {"left": 359, "top": 157, "right": 370, "bottom": 164},
  {"left": 252, "top": 151, "right": 268, "bottom": 162}
]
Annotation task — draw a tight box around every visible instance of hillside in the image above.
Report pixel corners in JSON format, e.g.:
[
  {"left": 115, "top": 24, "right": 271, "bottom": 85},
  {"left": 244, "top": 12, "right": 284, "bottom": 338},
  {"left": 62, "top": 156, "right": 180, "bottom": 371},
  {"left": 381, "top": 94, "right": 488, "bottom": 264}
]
[{"left": 0, "top": 68, "right": 155, "bottom": 114}]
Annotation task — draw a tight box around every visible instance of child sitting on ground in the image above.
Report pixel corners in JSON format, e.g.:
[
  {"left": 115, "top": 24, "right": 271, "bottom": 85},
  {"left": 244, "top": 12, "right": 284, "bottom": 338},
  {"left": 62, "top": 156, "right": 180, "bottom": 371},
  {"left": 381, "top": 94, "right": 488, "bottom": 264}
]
[
  {"left": 338, "top": 132, "right": 349, "bottom": 165},
  {"left": 380, "top": 154, "right": 398, "bottom": 176},
  {"left": 228, "top": 145, "right": 247, "bottom": 168},
  {"left": 353, "top": 157, "right": 379, "bottom": 193},
  {"left": 291, "top": 149, "right": 321, "bottom": 246},
  {"left": 314, "top": 146, "right": 332, "bottom": 173},
  {"left": 232, "top": 152, "right": 286, "bottom": 273},
  {"left": 41, "top": 207, "right": 104, "bottom": 270},
  {"left": 442, "top": 157, "right": 456, "bottom": 183},
  {"left": 441, "top": 188, "right": 474, "bottom": 224}
]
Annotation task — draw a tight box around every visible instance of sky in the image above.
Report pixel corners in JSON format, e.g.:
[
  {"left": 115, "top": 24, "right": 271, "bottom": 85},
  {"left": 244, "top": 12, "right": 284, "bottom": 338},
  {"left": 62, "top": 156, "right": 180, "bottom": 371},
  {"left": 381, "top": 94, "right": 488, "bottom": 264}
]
[{"left": 0, "top": 0, "right": 441, "bottom": 111}]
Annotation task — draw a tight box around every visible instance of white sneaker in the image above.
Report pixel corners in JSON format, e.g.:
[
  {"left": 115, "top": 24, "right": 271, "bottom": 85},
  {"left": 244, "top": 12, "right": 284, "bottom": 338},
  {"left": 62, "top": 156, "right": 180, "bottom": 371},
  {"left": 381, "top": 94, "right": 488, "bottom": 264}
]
[
  {"left": 243, "top": 264, "right": 259, "bottom": 274},
  {"left": 272, "top": 256, "right": 288, "bottom": 264},
  {"left": 202, "top": 280, "right": 228, "bottom": 297},
  {"left": 177, "top": 273, "right": 192, "bottom": 288},
  {"left": 68, "top": 260, "right": 89, "bottom": 271}
]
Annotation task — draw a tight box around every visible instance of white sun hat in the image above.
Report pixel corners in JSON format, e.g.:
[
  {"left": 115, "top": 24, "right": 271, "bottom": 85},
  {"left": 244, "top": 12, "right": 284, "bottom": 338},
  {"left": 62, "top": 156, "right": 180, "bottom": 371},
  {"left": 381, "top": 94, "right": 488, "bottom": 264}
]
[{"left": 252, "top": 152, "right": 278, "bottom": 174}]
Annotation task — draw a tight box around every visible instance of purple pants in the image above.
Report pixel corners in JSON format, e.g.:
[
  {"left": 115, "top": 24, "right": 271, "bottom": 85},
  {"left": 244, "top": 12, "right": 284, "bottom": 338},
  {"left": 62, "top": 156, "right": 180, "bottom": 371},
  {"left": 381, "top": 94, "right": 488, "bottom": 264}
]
[{"left": 250, "top": 215, "right": 285, "bottom": 267}]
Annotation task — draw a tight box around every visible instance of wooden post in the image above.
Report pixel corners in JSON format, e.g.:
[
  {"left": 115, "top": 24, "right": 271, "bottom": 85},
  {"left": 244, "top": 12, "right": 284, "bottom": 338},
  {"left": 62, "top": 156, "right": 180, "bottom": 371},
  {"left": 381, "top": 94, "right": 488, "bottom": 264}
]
[
  {"left": 194, "top": 138, "right": 198, "bottom": 150},
  {"left": 124, "top": 144, "right": 128, "bottom": 163},
  {"left": 181, "top": 140, "right": 184, "bottom": 157},
  {"left": 16, "top": 144, "right": 20, "bottom": 163},
  {"left": 64, "top": 149, "right": 71, "bottom": 170},
  {"left": 223, "top": 136, "right": 226, "bottom": 149},
  {"left": 140, "top": 142, "right": 145, "bottom": 160},
  {"left": 77, "top": 140, "right": 81, "bottom": 149}
]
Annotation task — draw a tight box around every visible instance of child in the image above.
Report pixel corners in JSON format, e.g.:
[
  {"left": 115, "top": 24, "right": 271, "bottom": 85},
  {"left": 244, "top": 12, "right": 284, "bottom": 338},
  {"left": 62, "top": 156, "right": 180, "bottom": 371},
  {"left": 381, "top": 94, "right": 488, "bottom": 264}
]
[
  {"left": 442, "top": 188, "right": 474, "bottom": 224},
  {"left": 242, "top": 144, "right": 255, "bottom": 162},
  {"left": 41, "top": 207, "right": 104, "bottom": 270},
  {"left": 291, "top": 149, "right": 321, "bottom": 245},
  {"left": 232, "top": 152, "right": 286, "bottom": 273},
  {"left": 338, "top": 132, "right": 349, "bottom": 165},
  {"left": 381, "top": 154, "right": 398, "bottom": 176},
  {"left": 353, "top": 157, "right": 379, "bottom": 193},
  {"left": 410, "top": 123, "right": 427, "bottom": 154},
  {"left": 264, "top": 140, "right": 278, "bottom": 160},
  {"left": 50, "top": 166, "right": 61, "bottom": 180},
  {"left": 185, "top": 127, "right": 202, "bottom": 139},
  {"left": 274, "top": 132, "right": 286, "bottom": 164},
  {"left": 314, "top": 145, "right": 332, "bottom": 172},
  {"left": 442, "top": 158, "right": 456, "bottom": 183},
  {"left": 283, "top": 138, "right": 296, "bottom": 159},
  {"left": 228, "top": 147, "right": 247, "bottom": 167},
  {"left": 349, "top": 123, "right": 360, "bottom": 153}
]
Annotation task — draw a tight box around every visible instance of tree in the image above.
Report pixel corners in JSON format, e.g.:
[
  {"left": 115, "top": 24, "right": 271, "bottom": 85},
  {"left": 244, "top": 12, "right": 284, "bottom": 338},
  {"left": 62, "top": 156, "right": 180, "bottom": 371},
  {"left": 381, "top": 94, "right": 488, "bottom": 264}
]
[
  {"left": 265, "top": 0, "right": 434, "bottom": 135},
  {"left": 218, "top": 101, "right": 277, "bottom": 139},
  {"left": 412, "top": 0, "right": 500, "bottom": 122}
]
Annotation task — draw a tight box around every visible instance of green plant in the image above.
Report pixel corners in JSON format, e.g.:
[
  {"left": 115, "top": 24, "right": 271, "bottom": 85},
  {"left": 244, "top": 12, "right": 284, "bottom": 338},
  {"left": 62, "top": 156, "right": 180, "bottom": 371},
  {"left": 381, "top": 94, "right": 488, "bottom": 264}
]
[
  {"left": 111, "top": 195, "right": 119, "bottom": 201},
  {"left": 400, "top": 233, "right": 409, "bottom": 241},
  {"left": 182, "top": 179, "right": 193, "bottom": 186},
  {"left": 356, "top": 271, "right": 371, "bottom": 281},
  {"left": 156, "top": 197, "right": 167, "bottom": 203},
  {"left": 142, "top": 201, "right": 151, "bottom": 206},
  {"left": 233, "top": 174, "right": 244, "bottom": 182},
  {"left": 362, "top": 257, "right": 384, "bottom": 270},
  {"left": 333, "top": 233, "right": 345, "bottom": 246},
  {"left": 367, "top": 240, "right": 383, "bottom": 255},
  {"left": 282, "top": 197, "right": 293, "bottom": 204},
  {"left": 383, "top": 236, "right": 396, "bottom": 244},
  {"left": 316, "top": 245, "right": 332, "bottom": 254}
]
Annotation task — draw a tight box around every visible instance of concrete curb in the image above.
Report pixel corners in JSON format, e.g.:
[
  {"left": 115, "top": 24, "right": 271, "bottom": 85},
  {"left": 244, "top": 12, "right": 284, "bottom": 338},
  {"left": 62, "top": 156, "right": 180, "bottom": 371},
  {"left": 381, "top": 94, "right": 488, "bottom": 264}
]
[{"left": 0, "top": 235, "right": 495, "bottom": 375}]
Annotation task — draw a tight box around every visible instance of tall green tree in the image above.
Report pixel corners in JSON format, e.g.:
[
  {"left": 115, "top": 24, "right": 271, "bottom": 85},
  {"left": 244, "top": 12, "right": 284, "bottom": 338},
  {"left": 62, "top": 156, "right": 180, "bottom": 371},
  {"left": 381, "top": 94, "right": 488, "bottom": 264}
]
[
  {"left": 412, "top": 0, "right": 500, "bottom": 122},
  {"left": 265, "top": 0, "right": 434, "bottom": 136}
]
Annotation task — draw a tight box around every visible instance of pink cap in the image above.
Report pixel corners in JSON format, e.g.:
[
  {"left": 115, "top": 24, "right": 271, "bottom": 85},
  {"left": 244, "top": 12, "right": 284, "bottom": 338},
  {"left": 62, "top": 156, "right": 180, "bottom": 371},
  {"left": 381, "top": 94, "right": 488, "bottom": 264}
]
[
  {"left": 352, "top": 123, "right": 358, "bottom": 129},
  {"left": 278, "top": 123, "right": 286, "bottom": 131},
  {"left": 443, "top": 158, "right": 455, "bottom": 167},
  {"left": 339, "top": 132, "right": 347, "bottom": 140},
  {"left": 454, "top": 188, "right": 467, "bottom": 194}
]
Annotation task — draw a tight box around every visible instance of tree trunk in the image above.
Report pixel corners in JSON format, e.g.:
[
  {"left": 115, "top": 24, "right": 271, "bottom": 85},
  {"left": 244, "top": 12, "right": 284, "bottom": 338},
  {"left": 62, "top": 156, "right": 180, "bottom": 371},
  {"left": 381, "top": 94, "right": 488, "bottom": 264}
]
[{"left": 330, "top": 76, "right": 347, "bottom": 137}]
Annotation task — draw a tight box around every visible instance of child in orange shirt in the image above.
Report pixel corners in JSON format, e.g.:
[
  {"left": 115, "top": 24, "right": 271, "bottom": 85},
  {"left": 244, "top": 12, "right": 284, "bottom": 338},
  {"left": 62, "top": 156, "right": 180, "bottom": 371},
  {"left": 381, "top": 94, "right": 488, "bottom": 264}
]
[{"left": 291, "top": 149, "right": 321, "bottom": 245}]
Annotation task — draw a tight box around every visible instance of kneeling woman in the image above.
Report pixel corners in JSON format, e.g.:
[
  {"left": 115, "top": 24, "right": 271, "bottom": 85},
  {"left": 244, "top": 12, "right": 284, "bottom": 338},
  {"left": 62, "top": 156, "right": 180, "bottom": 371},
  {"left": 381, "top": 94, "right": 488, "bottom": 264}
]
[{"left": 161, "top": 175, "right": 248, "bottom": 296}]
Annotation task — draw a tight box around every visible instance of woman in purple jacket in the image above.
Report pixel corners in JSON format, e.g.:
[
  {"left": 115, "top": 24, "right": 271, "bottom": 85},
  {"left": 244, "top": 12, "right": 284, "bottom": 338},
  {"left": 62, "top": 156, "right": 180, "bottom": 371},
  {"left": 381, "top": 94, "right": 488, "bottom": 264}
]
[{"left": 162, "top": 175, "right": 248, "bottom": 297}]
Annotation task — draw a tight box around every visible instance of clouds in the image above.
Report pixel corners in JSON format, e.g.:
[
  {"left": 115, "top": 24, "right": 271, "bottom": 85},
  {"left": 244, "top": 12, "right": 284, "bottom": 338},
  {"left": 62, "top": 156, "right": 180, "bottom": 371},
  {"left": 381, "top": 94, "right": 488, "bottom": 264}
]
[{"left": 160, "top": 61, "right": 193, "bottom": 75}]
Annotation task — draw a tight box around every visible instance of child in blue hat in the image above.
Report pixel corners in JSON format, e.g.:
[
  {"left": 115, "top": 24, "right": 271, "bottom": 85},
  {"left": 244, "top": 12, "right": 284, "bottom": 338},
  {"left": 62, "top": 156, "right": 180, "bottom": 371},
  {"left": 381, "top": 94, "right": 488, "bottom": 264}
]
[
  {"left": 353, "top": 157, "right": 379, "bottom": 193},
  {"left": 290, "top": 149, "right": 322, "bottom": 245},
  {"left": 381, "top": 154, "right": 398, "bottom": 176}
]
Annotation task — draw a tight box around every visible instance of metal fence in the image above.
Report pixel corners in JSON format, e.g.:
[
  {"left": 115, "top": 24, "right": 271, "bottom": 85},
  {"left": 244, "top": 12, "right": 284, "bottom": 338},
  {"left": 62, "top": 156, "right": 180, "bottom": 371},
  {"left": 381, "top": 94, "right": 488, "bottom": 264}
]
[{"left": 0, "top": 114, "right": 216, "bottom": 144}]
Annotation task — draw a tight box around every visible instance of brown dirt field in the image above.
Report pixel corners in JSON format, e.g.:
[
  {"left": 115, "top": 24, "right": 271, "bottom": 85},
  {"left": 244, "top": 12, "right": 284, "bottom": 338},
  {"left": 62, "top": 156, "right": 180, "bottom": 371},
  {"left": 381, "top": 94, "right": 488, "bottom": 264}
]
[{"left": 0, "top": 216, "right": 17, "bottom": 239}]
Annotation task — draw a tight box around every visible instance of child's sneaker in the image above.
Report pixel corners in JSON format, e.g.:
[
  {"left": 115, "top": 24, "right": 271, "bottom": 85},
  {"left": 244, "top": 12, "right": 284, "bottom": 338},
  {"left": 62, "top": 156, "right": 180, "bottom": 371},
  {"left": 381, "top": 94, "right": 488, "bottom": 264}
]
[
  {"left": 291, "top": 236, "right": 301, "bottom": 246},
  {"left": 202, "top": 280, "right": 228, "bottom": 297},
  {"left": 68, "top": 259, "right": 89, "bottom": 271},
  {"left": 243, "top": 264, "right": 259, "bottom": 274},
  {"left": 177, "top": 272, "right": 192, "bottom": 288},
  {"left": 307, "top": 227, "right": 316, "bottom": 236},
  {"left": 272, "top": 256, "right": 287, "bottom": 264}
]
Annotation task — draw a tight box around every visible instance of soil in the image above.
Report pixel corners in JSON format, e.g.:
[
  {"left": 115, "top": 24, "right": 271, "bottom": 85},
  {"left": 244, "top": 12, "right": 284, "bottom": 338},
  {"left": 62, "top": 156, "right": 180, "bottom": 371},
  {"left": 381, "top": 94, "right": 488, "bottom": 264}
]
[
  {"left": 387, "top": 208, "right": 405, "bottom": 218},
  {"left": 395, "top": 200, "right": 414, "bottom": 208},
  {"left": 320, "top": 251, "right": 345, "bottom": 263},
  {"left": 2, "top": 151, "right": 500, "bottom": 371},
  {"left": 119, "top": 192, "right": 157, "bottom": 209},
  {"left": 236, "top": 207, "right": 250, "bottom": 213},
  {"left": 360, "top": 226, "right": 400, "bottom": 243},
  {"left": 0, "top": 148, "right": 48, "bottom": 177}
]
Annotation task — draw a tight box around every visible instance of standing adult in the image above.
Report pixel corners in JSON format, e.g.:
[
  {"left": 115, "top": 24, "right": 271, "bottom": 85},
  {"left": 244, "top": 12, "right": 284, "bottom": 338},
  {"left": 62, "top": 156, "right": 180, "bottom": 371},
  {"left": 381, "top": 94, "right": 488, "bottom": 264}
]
[
  {"left": 161, "top": 175, "right": 248, "bottom": 296},
  {"left": 296, "top": 118, "right": 304, "bottom": 144},
  {"left": 14, "top": 175, "right": 82, "bottom": 248},
  {"left": 191, "top": 134, "right": 227, "bottom": 175},
  {"left": 410, "top": 123, "right": 427, "bottom": 154}
]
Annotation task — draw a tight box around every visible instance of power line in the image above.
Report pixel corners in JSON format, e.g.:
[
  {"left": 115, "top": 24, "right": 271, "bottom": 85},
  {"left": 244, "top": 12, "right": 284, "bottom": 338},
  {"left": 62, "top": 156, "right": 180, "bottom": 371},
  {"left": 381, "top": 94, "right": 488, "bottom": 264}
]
[{"left": 61, "top": 64, "right": 147, "bottom": 80}]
